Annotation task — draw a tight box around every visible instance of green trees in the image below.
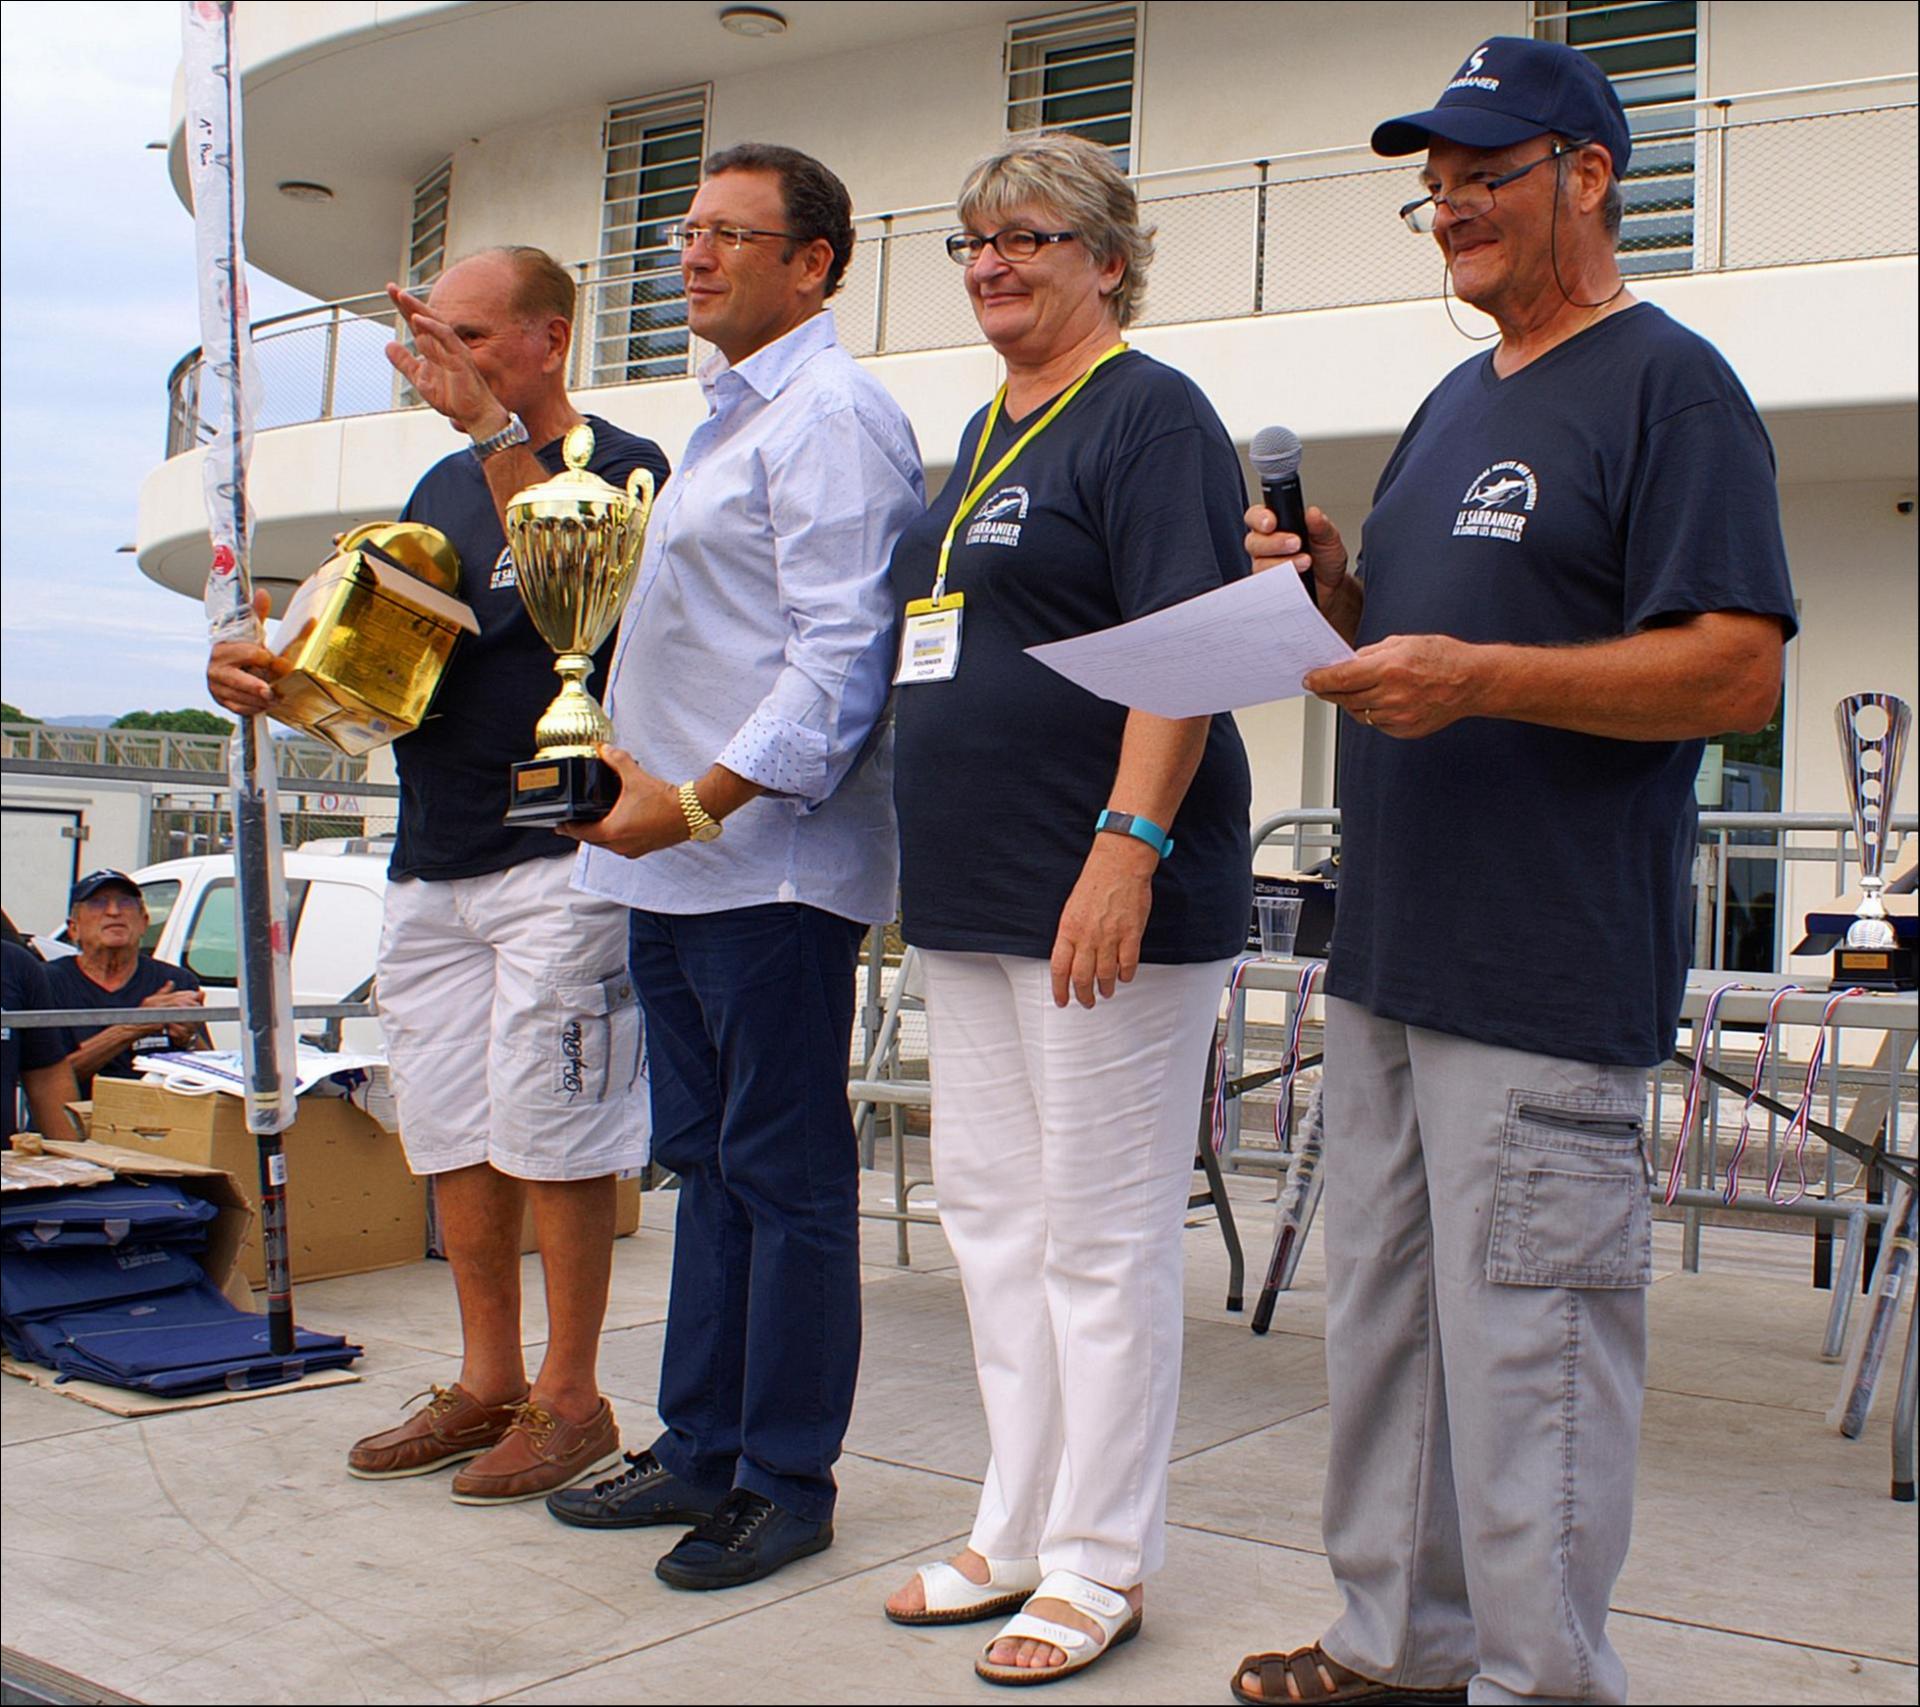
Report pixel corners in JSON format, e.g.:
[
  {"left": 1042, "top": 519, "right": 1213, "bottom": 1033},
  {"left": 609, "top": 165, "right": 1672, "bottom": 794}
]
[{"left": 110, "top": 710, "right": 235, "bottom": 735}]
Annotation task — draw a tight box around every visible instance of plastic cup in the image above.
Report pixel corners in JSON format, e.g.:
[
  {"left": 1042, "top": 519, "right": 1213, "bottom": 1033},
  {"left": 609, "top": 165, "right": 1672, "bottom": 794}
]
[{"left": 1255, "top": 894, "right": 1304, "bottom": 959}]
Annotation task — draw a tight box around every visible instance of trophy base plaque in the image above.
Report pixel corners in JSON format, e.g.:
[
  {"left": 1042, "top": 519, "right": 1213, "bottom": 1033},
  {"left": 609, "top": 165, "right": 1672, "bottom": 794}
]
[
  {"left": 1833, "top": 943, "right": 1918, "bottom": 992},
  {"left": 506, "top": 754, "right": 618, "bottom": 827}
]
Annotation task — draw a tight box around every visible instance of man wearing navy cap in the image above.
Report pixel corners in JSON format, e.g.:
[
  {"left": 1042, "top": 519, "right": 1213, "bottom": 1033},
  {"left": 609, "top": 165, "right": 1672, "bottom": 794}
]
[
  {"left": 43, "top": 872, "right": 209, "bottom": 1095},
  {"left": 1236, "top": 37, "right": 1796, "bottom": 1707}
]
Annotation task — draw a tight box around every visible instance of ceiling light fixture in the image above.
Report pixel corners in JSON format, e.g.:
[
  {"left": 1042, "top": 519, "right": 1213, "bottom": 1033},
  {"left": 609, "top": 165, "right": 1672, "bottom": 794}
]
[
  {"left": 277, "top": 180, "right": 334, "bottom": 204},
  {"left": 720, "top": 6, "right": 788, "bottom": 37}
]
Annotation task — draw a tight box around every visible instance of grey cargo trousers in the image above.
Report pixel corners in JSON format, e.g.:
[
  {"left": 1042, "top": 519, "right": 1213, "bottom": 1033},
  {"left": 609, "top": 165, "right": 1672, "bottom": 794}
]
[{"left": 1318, "top": 996, "right": 1653, "bottom": 1705}]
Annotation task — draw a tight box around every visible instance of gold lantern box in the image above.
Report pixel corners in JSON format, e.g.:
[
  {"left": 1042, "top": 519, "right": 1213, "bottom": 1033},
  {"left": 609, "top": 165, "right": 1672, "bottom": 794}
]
[{"left": 266, "top": 522, "right": 478, "bottom": 756}]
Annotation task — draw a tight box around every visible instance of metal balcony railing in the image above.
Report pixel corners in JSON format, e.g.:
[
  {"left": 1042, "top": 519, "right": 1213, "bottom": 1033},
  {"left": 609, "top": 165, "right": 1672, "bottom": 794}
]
[
  {"left": 0, "top": 722, "right": 363, "bottom": 781},
  {"left": 163, "top": 86, "right": 1918, "bottom": 457}
]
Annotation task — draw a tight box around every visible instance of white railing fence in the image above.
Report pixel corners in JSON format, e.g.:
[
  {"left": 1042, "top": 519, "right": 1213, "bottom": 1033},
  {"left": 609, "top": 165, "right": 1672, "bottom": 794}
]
[{"left": 164, "top": 95, "right": 1917, "bottom": 456}]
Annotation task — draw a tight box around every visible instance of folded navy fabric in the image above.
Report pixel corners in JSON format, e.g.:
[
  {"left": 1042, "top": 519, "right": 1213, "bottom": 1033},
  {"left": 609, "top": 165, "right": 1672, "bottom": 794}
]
[
  {"left": 63, "top": 1334, "right": 361, "bottom": 1397},
  {"left": 2, "top": 1181, "right": 218, "bottom": 1250},
  {"left": 10, "top": 1276, "right": 360, "bottom": 1396},
  {"left": 4, "top": 1274, "right": 238, "bottom": 1367},
  {"left": 3, "top": 1176, "right": 363, "bottom": 1397},
  {"left": 0, "top": 1242, "right": 205, "bottom": 1319}
]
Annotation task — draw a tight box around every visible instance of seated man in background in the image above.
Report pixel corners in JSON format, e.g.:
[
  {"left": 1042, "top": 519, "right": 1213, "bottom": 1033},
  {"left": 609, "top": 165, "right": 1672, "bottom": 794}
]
[
  {"left": 3, "top": 936, "right": 79, "bottom": 1142},
  {"left": 42, "top": 871, "right": 207, "bottom": 1095}
]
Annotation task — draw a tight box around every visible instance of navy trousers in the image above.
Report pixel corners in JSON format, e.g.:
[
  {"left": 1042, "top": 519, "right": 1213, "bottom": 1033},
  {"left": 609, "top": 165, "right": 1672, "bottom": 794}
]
[{"left": 627, "top": 903, "right": 865, "bottom": 1523}]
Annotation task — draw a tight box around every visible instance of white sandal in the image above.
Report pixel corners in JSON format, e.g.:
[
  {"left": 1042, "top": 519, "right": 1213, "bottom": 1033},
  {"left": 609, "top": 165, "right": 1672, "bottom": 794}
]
[
  {"left": 885, "top": 1554, "right": 1044, "bottom": 1626},
  {"left": 974, "top": 1568, "right": 1143, "bottom": 1686}
]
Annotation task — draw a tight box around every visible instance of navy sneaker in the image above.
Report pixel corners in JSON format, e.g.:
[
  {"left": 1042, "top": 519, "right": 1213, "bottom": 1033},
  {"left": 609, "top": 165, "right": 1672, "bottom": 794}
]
[
  {"left": 653, "top": 1488, "right": 833, "bottom": 1590},
  {"left": 544, "top": 1449, "right": 723, "bottom": 1530}
]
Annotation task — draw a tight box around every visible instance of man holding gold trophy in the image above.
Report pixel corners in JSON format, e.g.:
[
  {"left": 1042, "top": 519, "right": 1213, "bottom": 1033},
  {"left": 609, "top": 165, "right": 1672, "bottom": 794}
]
[
  {"left": 209, "top": 245, "right": 670, "bottom": 1507},
  {"left": 555, "top": 144, "right": 924, "bottom": 1591}
]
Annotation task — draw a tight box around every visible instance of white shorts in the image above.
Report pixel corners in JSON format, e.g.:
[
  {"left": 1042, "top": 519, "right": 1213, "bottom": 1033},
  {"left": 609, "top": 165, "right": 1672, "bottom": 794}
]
[{"left": 375, "top": 855, "right": 649, "bottom": 1181}]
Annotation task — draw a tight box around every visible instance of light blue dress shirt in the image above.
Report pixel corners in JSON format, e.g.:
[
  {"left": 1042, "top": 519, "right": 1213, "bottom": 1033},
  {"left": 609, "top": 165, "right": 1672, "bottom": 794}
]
[{"left": 575, "top": 311, "right": 925, "bottom": 925}]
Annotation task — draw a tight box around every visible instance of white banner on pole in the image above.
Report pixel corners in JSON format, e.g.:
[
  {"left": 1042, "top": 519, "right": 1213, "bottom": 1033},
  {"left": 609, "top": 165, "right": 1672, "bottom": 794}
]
[{"left": 182, "top": 0, "right": 298, "bottom": 1138}]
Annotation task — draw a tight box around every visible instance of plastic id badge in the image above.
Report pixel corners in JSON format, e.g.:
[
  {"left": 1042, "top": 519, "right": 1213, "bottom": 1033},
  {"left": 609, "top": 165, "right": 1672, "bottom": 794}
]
[{"left": 895, "top": 593, "right": 965, "bottom": 684}]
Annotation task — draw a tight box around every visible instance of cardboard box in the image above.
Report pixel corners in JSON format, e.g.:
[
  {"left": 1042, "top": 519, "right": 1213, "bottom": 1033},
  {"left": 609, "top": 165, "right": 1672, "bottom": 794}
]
[
  {"left": 3, "top": 1356, "right": 359, "bottom": 1415},
  {"left": 85, "top": 1080, "right": 426, "bottom": 1289},
  {"left": 425, "top": 1175, "right": 643, "bottom": 1259}
]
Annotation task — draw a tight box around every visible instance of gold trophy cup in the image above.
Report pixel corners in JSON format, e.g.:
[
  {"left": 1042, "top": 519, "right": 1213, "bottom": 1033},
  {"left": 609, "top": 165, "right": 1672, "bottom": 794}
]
[
  {"left": 265, "top": 522, "right": 476, "bottom": 756},
  {"left": 1832, "top": 692, "right": 1915, "bottom": 990},
  {"left": 503, "top": 423, "right": 656, "bottom": 824}
]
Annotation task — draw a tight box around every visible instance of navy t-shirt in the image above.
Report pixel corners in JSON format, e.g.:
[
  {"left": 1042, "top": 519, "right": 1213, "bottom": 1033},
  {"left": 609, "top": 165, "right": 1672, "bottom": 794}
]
[
  {"left": 42, "top": 953, "right": 203, "bottom": 1093},
  {"left": 889, "top": 350, "right": 1253, "bottom": 962},
  {"left": 1331, "top": 304, "right": 1798, "bottom": 1066},
  {"left": 4, "top": 942, "right": 72, "bottom": 1138},
  {"left": 392, "top": 415, "right": 671, "bottom": 881}
]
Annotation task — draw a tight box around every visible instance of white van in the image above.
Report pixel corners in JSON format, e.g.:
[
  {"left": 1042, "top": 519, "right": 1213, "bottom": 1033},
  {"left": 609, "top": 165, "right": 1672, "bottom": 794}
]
[{"left": 133, "top": 841, "right": 389, "bottom": 1052}]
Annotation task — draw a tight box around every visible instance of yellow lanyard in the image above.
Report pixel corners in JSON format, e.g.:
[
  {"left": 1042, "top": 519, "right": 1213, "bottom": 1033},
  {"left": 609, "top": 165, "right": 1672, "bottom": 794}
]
[{"left": 930, "top": 342, "right": 1127, "bottom": 603}]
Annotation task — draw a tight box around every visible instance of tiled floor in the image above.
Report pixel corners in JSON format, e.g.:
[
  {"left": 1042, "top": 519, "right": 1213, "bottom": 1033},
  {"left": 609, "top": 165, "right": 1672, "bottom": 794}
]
[{"left": 2, "top": 1176, "right": 1914, "bottom": 1705}]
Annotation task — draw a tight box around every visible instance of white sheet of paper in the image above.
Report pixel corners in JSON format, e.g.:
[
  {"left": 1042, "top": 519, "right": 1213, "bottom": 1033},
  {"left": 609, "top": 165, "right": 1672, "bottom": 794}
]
[
  {"left": 136, "top": 1045, "right": 388, "bottom": 1099},
  {"left": 1025, "top": 568, "right": 1354, "bottom": 717}
]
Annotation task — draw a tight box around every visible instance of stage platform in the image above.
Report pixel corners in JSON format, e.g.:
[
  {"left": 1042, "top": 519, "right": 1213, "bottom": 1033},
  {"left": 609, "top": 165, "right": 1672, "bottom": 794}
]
[{"left": 3, "top": 1171, "right": 1914, "bottom": 1705}]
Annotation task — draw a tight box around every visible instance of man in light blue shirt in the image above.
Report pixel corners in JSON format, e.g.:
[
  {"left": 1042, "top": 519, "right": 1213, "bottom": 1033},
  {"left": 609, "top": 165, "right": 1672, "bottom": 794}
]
[{"left": 558, "top": 143, "right": 924, "bottom": 1590}]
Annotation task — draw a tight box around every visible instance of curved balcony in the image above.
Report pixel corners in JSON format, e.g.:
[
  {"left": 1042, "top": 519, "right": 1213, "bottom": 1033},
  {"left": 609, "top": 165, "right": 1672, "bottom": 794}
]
[{"left": 162, "top": 94, "right": 1919, "bottom": 459}]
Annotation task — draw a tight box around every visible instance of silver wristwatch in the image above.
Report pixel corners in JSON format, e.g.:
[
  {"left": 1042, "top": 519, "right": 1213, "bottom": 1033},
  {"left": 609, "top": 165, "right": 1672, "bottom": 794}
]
[{"left": 469, "top": 411, "right": 529, "bottom": 461}]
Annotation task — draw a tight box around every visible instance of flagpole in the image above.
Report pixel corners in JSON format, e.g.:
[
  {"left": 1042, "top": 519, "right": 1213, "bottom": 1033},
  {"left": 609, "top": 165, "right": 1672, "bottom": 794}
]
[{"left": 183, "top": 0, "right": 299, "bottom": 1354}]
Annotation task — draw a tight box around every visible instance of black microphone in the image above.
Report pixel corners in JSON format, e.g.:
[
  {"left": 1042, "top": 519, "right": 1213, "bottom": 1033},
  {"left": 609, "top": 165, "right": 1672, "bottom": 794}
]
[
  {"left": 1250, "top": 423, "right": 1309, "bottom": 540},
  {"left": 1250, "top": 424, "right": 1316, "bottom": 606}
]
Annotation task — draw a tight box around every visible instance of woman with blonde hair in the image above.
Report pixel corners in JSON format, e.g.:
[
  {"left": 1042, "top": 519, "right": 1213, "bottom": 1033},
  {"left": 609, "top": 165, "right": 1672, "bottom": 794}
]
[{"left": 880, "top": 131, "right": 1252, "bottom": 1685}]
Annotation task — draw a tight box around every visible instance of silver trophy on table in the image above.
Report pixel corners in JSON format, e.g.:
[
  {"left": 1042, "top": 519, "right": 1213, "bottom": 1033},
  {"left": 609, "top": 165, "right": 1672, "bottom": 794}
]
[{"left": 1832, "top": 692, "right": 1914, "bottom": 990}]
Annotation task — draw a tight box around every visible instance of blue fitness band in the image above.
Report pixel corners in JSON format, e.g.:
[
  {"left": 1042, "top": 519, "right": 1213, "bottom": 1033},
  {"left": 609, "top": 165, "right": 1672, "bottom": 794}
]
[{"left": 1095, "top": 809, "right": 1174, "bottom": 860}]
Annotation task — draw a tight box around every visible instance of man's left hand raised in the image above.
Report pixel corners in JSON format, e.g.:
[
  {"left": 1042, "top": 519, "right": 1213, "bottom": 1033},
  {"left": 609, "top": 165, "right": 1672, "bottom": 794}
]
[
  {"left": 1305, "top": 634, "right": 1483, "bottom": 739},
  {"left": 557, "top": 745, "right": 688, "bottom": 858},
  {"left": 384, "top": 283, "right": 509, "bottom": 436}
]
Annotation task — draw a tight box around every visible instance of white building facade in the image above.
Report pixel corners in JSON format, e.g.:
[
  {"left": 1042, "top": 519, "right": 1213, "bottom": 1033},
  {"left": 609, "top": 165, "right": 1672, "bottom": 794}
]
[{"left": 135, "top": 0, "right": 1918, "bottom": 973}]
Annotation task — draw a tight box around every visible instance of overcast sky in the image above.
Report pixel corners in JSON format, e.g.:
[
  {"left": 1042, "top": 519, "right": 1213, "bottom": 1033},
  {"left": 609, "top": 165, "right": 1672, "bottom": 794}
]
[{"left": 0, "top": 1, "right": 312, "bottom": 720}]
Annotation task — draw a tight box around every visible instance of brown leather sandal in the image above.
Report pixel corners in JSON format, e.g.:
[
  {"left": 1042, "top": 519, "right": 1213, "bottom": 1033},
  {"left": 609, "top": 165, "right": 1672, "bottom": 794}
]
[{"left": 1229, "top": 1645, "right": 1469, "bottom": 1706}]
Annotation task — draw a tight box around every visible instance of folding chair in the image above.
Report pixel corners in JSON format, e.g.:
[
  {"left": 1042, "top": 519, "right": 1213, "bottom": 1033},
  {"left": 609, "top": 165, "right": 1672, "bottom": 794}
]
[
  {"left": 850, "top": 947, "right": 936, "bottom": 1266},
  {"left": 851, "top": 947, "right": 1249, "bottom": 1296}
]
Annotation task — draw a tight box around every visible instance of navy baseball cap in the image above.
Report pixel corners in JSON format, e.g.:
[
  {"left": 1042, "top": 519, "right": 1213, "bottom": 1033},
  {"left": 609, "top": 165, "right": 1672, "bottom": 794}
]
[
  {"left": 70, "top": 870, "right": 142, "bottom": 907},
  {"left": 1372, "top": 36, "right": 1632, "bottom": 178}
]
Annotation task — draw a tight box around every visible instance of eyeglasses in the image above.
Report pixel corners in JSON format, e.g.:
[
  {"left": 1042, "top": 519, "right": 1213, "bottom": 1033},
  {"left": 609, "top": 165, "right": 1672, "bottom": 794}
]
[
  {"left": 76, "top": 892, "right": 143, "bottom": 912},
  {"left": 664, "top": 222, "right": 805, "bottom": 252},
  {"left": 1398, "top": 142, "right": 1582, "bottom": 234},
  {"left": 945, "top": 227, "right": 1078, "bottom": 265}
]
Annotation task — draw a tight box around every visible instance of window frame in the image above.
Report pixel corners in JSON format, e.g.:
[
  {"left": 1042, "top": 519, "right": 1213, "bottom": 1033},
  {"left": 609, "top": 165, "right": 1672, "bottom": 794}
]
[
  {"left": 1531, "top": 0, "right": 1705, "bottom": 276},
  {"left": 1005, "top": 3, "right": 1143, "bottom": 171},
  {"left": 593, "top": 85, "right": 711, "bottom": 385},
  {"left": 135, "top": 879, "right": 181, "bottom": 954},
  {"left": 180, "top": 878, "right": 310, "bottom": 989},
  {"left": 406, "top": 159, "right": 453, "bottom": 290}
]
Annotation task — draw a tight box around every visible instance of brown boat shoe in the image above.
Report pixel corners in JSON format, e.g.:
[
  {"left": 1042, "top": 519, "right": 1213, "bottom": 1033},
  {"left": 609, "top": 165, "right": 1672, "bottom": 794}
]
[
  {"left": 346, "top": 1383, "right": 525, "bottom": 1481},
  {"left": 450, "top": 1397, "right": 622, "bottom": 1506}
]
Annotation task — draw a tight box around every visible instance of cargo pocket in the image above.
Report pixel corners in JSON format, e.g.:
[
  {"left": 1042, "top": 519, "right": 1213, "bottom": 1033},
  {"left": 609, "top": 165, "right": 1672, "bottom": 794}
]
[
  {"left": 546, "top": 970, "right": 642, "bottom": 1107},
  {"left": 1485, "top": 1090, "right": 1653, "bottom": 1288}
]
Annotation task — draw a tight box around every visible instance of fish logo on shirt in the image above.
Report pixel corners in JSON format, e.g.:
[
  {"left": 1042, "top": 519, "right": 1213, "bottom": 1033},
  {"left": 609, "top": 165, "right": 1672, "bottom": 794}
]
[
  {"left": 489, "top": 547, "right": 517, "bottom": 591},
  {"left": 1465, "top": 474, "right": 1529, "bottom": 510},
  {"left": 965, "top": 485, "right": 1030, "bottom": 548},
  {"left": 1453, "top": 461, "right": 1538, "bottom": 543}
]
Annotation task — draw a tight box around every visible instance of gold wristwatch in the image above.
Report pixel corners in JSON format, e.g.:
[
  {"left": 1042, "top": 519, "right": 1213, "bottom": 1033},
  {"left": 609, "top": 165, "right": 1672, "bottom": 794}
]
[{"left": 676, "top": 781, "right": 723, "bottom": 843}]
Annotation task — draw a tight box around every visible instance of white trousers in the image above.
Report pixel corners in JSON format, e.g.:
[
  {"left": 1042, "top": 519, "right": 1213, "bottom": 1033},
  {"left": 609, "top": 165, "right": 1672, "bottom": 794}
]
[{"left": 920, "top": 950, "right": 1230, "bottom": 1585}]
